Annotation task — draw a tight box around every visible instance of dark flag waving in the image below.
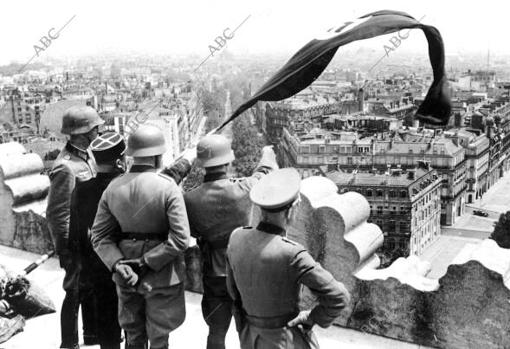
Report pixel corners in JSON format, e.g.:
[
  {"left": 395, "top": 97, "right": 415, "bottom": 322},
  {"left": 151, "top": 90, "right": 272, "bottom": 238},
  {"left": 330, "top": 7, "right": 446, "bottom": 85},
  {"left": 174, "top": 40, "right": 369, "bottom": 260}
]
[{"left": 218, "top": 10, "right": 451, "bottom": 130}]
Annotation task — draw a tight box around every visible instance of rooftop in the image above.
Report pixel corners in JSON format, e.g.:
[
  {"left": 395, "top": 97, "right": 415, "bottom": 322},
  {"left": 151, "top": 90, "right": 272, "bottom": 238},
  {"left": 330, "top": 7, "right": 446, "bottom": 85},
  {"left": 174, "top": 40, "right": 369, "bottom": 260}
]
[{"left": 325, "top": 167, "right": 432, "bottom": 188}]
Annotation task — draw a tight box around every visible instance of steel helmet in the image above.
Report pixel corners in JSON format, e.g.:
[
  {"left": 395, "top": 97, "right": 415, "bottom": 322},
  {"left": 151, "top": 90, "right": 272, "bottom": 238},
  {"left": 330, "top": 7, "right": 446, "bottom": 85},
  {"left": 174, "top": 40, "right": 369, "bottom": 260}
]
[
  {"left": 126, "top": 124, "right": 166, "bottom": 157},
  {"left": 61, "top": 106, "right": 105, "bottom": 135},
  {"left": 196, "top": 134, "right": 235, "bottom": 167}
]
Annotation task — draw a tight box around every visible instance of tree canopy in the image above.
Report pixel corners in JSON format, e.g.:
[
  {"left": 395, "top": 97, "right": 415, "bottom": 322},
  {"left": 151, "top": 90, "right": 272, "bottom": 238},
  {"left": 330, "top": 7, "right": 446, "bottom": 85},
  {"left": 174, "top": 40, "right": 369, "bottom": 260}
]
[{"left": 490, "top": 211, "right": 510, "bottom": 248}]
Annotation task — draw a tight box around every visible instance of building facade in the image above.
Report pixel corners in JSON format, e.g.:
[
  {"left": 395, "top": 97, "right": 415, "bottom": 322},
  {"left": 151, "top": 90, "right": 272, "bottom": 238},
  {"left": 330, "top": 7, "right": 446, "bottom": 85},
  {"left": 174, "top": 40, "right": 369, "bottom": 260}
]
[
  {"left": 280, "top": 126, "right": 466, "bottom": 225},
  {"left": 327, "top": 167, "right": 442, "bottom": 256}
]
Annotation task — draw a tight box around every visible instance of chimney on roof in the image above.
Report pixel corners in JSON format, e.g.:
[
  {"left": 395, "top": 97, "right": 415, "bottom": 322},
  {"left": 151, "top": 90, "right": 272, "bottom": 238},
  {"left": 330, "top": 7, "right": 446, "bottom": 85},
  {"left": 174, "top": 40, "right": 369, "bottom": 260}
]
[{"left": 407, "top": 169, "right": 416, "bottom": 180}]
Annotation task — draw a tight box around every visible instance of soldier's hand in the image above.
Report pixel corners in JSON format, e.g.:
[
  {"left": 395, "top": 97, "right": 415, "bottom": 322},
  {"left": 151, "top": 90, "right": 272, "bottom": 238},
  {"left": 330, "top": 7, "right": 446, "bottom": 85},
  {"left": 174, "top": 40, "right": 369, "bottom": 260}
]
[
  {"left": 114, "top": 263, "right": 139, "bottom": 286},
  {"left": 287, "top": 310, "right": 313, "bottom": 329},
  {"left": 118, "top": 258, "right": 149, "bottom": 279},
  {"left": 262, "top": 145, "right": 275, "bottom": 154},
  {"left": 181, "top": 147, "right": 197, "bottom": 163},
  {"left": 261, "top": 145, "right": 277, "bottom": 161},
  {"left": 118, "top": 258, "right": 145, "bottom": 271}
]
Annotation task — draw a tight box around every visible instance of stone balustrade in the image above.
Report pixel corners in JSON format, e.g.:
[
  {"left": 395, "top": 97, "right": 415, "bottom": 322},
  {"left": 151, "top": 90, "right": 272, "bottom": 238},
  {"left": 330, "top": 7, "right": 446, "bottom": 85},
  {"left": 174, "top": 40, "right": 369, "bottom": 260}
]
[
  {"left": 294, "top": 175, "right": 510, "bottom": 349},
  {"left": 0, "top": 142, "right": 52, "bottom": 254}
]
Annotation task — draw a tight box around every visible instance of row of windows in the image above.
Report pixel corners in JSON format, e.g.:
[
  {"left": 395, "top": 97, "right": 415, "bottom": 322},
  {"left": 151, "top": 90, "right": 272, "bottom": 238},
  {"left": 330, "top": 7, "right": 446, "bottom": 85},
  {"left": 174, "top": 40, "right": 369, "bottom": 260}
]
[
  {"left": 360, "top": 188, "right": 408, "bottom": 198},
  {"left": 385, "top": 239, "right": 408, "bottom": 251},
  {"left": 371, "top": 205, "right": 410, "bottom": 215},
  {"left": 370, "top": 219, "right": 408, "bottom": 233},
  {"left": 298, "top": 153, "right": 460, "bottom": 168},
  {"left": 414, "top": 189, "right": 440, "bottom": 210}
]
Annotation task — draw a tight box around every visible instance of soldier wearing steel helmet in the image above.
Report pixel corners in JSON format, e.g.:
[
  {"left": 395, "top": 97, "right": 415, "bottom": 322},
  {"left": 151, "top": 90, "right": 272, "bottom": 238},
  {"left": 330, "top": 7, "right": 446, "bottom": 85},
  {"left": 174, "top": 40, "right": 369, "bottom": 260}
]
[
  {"left": 70, "top": 132, "right": 195, "bottom": 349},
  {"left": 46, "top": 105, "right": 104, "bottom": 349},
  {"left": 184, "top": 134, "right": 278, "bottom": 349},
  {"left": 226, "top": 168, "right": 351, "bottom": 349},
  {"left": 91, "top": 124, "right": 190, "bottom": 349}
]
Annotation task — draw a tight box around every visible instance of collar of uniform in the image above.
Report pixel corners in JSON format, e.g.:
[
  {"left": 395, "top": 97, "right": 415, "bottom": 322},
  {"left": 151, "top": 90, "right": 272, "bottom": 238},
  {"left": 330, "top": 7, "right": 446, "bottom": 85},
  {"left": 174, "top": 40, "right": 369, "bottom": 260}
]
[
  {"left": 130, "top": 164, "right": 157, "bottom": 173},
  {"left": 256, "top": 222, "right": 286, "bottom": 235},
  {"left": 203, "top": 172, "right": 228, "bottom": 183},
  {"left": 65, "top": 142, "right": 89, "bottom": 161}
]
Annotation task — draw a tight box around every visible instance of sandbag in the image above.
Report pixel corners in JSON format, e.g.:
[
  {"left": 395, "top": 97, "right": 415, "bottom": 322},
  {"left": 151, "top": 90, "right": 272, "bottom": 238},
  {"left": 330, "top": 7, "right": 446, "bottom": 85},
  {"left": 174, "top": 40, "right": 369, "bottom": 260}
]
[
  {"left": 5, "top": 276, "right": 55, "bottom": 318},
  {"left": 0, "top": 315, "right": 25, "bottom": 344}
]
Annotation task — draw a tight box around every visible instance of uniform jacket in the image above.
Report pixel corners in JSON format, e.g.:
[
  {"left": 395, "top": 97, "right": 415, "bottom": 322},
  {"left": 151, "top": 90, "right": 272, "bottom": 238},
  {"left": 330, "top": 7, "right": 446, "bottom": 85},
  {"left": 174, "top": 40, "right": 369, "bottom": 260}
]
[
  {"left": 90, "top": 164, "right": 191, "bottom": 289},
  {"left": 71, "top": 158, "right": 191, "bottom": 256},
  {"left": 46, "top": 142, "right": 96, "bottom": 254},
  {"left": 184, "top": 152, "right": 278, "bottom": 277},
  {"left": 226, "top": 222, "right": 350, "bottom": 329}
]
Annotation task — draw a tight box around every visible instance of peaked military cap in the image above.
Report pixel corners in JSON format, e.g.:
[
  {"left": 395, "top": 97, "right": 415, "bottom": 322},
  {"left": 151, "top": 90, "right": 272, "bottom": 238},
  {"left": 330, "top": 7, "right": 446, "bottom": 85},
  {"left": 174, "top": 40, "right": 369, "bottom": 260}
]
[
  {"left": 90, "top": 132, "right": 126, "bottom": 163},
  {"left": 250, "top": 168, "right": 301, "bottom": 211}
]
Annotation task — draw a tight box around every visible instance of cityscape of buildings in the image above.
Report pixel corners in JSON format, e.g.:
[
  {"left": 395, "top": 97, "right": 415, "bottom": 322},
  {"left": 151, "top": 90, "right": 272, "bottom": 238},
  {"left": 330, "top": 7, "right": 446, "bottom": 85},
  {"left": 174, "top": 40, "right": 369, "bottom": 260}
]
[{"left": 252, "top": 64, "right": 510, "bottom": 259}]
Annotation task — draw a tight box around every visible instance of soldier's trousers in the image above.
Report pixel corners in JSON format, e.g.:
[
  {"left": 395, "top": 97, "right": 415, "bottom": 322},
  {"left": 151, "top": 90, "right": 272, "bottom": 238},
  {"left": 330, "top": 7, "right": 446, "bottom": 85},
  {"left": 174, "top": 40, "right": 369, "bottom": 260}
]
[
  {"left": 90, "top": 255, "right": 122, "bottom": 348},
  {"left": 60, "top": 254, "right": 98, "bottom": 348},
  {"left": 117, "top": 283, "right": 185, "bottom": 349},
  {"left": 239, "top": 324, "right": 320, "bottom": 349},
  {"left": 202, "top": 276, "right": 233, "bottom": 349}
]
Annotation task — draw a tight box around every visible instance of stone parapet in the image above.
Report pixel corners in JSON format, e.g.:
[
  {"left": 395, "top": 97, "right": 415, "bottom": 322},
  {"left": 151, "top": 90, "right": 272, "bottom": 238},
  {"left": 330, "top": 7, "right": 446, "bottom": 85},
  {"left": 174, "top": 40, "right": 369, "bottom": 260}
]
[
  {"left": 296, "top": 175, "right": 510, "bottom": 349},
  {"left": 0, "top": 142, "right": 53, "bottom": 254}
]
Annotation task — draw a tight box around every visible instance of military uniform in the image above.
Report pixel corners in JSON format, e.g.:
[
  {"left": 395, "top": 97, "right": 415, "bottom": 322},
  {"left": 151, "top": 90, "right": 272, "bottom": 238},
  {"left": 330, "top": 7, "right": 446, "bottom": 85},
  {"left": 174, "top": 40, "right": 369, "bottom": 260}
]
[
  {"left": 226, "top": 169, "right": 351, "bottom": 349},
  {"left": 91, "top": 125, "right": 191, "bottom": 349},
  {"left": 72, "top": 135, "right": 192, "bottom": 349},
  {"left": 184, "top": 137, "right": 277, "bottom": 349},
  {"left": 47, "top": 142, "right": 98, "bottom": 348}
]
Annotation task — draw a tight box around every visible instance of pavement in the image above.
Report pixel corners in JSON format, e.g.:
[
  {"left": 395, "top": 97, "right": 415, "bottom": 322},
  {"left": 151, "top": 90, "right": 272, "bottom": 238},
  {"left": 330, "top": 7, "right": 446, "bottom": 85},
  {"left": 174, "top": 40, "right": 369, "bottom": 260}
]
[
  {"left": 0, "top": 245, "right": 432, "bottom": 349},
  {"left": 471, "top": 172, "right": 510, "bottom": 215},
  {"left": 420, "top": 235, "right": 481, "bottom": 279},
  {"left": 421, "top": 170, "right": 510, "bottom": 278},
  {"left": 439, "top": 167, "right": 510, "bottom": 239}
]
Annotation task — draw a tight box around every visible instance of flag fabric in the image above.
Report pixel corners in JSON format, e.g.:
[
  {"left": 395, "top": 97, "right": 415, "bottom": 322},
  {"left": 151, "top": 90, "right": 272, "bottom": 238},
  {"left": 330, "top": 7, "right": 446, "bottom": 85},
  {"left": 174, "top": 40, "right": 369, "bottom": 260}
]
[{"left": 218, "top": 10, "right": 451, "bottom": 130}]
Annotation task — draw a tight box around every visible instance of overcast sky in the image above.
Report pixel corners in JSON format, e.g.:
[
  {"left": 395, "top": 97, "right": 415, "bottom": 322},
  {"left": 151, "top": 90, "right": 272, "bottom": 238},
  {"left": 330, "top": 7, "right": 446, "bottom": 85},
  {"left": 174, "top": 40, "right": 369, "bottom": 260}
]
[{"left": 0, "top": 0, "right": 507, "bottom": 66}]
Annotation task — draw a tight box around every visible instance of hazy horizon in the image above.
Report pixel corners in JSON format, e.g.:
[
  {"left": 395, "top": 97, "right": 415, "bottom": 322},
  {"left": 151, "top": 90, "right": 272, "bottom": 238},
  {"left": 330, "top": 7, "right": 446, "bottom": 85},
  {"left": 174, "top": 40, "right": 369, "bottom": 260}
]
[{"left": 1, "top": 0, "right": 509, "bottom": 67}]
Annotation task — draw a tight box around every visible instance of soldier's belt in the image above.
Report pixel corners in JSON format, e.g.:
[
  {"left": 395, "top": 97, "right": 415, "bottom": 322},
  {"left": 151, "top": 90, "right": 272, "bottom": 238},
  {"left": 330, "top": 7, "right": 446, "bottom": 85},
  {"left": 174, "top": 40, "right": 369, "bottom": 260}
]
[
  {"left": 115, "top": 232, "right": 167, "bottom": 241},
  {"left": 245, "top": 311, "right": 299, "bottom": 329}
]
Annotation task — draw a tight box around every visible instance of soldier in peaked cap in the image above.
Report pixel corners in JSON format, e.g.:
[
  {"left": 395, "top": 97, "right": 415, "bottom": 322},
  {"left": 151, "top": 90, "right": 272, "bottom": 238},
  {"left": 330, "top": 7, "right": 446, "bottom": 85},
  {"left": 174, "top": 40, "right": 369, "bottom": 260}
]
[
  {"left": 47, "top": 105, "right": 104, "bottom": 349},
  {"left": 91, "top": 125, "right": 192, "bottom": 349},
  {"left": 226, "top": 168, "right": 351, "bottom": 349},
  {"left": 184, "top": 134, "right": 278, "bottom": 349}
]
